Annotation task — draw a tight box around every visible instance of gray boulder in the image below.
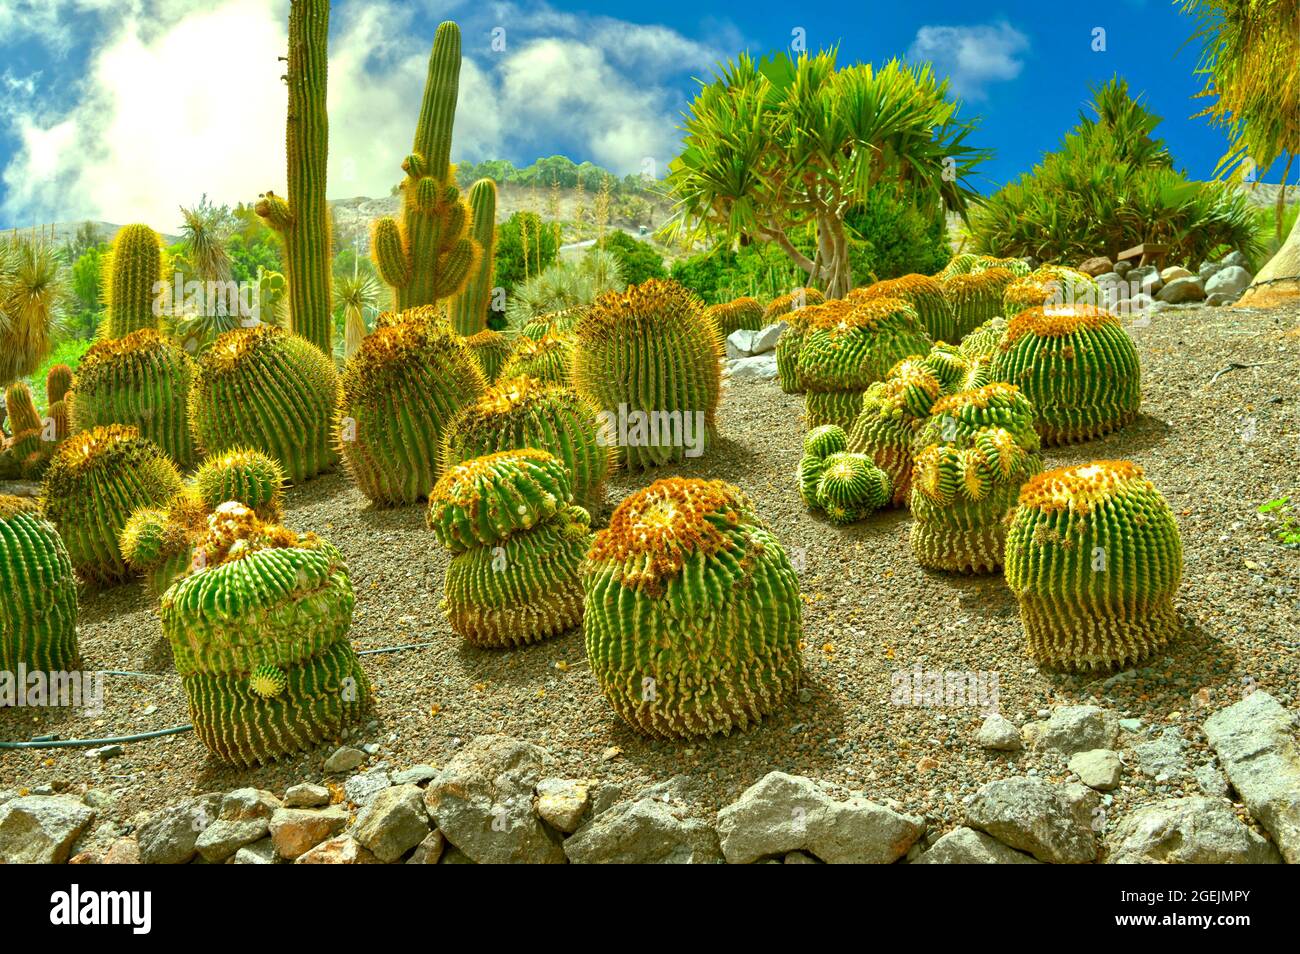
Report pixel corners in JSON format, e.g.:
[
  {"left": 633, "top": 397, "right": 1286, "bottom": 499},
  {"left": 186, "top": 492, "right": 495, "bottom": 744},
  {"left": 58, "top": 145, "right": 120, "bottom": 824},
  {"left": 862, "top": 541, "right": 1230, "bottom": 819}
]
[
  {"left": 565, "top": 798, "right": 722, "bottom": 864},
  {"left": 1023, "top": 705, "right": 1119, "bottom": 756},
  {"left": 136, "top": 794, "right": 222, "bottom": 865},
  {"left": 976, "top": 713, "right": 1022, "bottom": 752},
  {"left": 750, "top": 322, "right": 786, "bottom": 354},
  {"left": 534, "top": 778, "right": 591, "bottom": 834},
  {"left": 725, "top": 329, "right": 760, "bottom": 359},
  {"left": 1106, "top": 796, "right": 1281, "bottom": 864},
  {"left": 1132, "top": 726, "right": 1188, "bottom": 781},
  {"left": 353, "top": 784, "right": 430, "bottom": 862},
  {"left": 914, "top": 827, "right": 1041, "bottom": 864},
  {"left": 726, "top": 354, "right": 778, "bottom": 381},
  {"left": 0, "top": 796, "right": 95, "bottom": 864},
  {"left": 965, "top": 777, "right": 1100, "bottom": 864},
  {"left": 1156, "top": 276, "right": 1206, "bottom": 303},
  {"left": 1219, "top": 250, "right": 1249, "bottom": 268},
  {"left": 1205, "top": 265, "right": 1252, "bottom": 298},
  {"left": 1069, "top": 749, "right": 1122, "bottom": 791}
]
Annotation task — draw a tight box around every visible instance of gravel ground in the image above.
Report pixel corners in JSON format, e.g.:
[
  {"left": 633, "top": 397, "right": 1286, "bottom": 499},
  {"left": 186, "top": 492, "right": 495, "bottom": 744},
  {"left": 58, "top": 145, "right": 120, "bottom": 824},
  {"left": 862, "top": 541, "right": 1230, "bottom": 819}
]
[{"left": 4, "top": 301, "right": 1299, "bottom": 837}]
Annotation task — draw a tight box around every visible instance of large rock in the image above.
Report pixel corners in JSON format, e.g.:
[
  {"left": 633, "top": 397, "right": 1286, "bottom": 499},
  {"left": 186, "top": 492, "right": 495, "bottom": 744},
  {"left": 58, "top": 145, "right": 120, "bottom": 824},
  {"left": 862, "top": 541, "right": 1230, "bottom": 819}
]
[
  {"left": 565, "top": 798, "right": 722, "bottom": 864},
  {"left": 195, "top": 818, "right": 268, "bottom": 862},
  {"left": 1069, "top": 749, "right": 1122, "bottom": 791},
  {"left": 1078, "top": 256, "right": 1113, "bottom": 277},
  {"left": 0, "top": 796, "right": 95, "bottom": 864},
  {"left": 1219, "top": 249, "right": 1249, "bottom": 269},
  {"left": 725, "top": 329, "right": 760, "bottom": 359},
  {"left": 1023, "top": 705, "right": 1118, "bottom": 756},
  {"left": 750, "top": 322, "right": 786, "bottom": 355},
  {"left": 423, "top": 734, "right": 565, "bottom": 864},
  {"left": 976, "top": 714, "right": 1021, "bottom": 752},
  {"left": 1204, "top": 265, "right": 1252, "bottom": 298},
  {"left": 1160, "top": 265, "right": 1194, "bottom": 283},
  {"left": 136, "top": 794, "right": 222, "bottom": 865},
  {"left": 715, "top": 772, "right": 924, "bottom": 864},
  {"left": 914, "top": 827, "right": 1041, "bottom": 864},
  {"left": 352, "top": 784, "right": 430, "bottom": 863},
  {"left": 965, "top": 777, "right": 1099, "bottom": 864},
  {"left": 1127, "top": 265, "right": 1162, "bottom": 294},
  {"left": 1132, "top": 726, "right": 1188, "bottom": 781},
  {"left": 268, "top": 806, "right": 348, "bottom": 860},
  {"left": 1156, "top": 276, "right": 1206, "bottom": 303},
  {"left": 726, "top": 355, "right": 778, "bottom": 382},
  {"left": 343, "top": 769, "right": 390, "bottom": 806},
  {"left": 1202, "top": 691, "right": 1300, "bottom": 863},
  {"left": 1105, "top": 797, "right": 1281, "bottom": 864}
]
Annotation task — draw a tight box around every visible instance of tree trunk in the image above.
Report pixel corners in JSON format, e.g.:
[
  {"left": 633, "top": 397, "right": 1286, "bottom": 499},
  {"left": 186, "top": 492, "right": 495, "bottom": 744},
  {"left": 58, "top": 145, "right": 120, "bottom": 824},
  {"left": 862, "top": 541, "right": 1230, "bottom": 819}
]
[{"left": 1238, "top": 192, "right": 1300, "bottom": 306}]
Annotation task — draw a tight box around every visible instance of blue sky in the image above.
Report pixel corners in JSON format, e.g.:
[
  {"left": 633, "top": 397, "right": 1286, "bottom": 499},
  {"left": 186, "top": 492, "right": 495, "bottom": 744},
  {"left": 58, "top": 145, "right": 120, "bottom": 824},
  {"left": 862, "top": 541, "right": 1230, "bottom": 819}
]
[{"left": 0, "top": 0, "right": 1287, "bottom": 232}]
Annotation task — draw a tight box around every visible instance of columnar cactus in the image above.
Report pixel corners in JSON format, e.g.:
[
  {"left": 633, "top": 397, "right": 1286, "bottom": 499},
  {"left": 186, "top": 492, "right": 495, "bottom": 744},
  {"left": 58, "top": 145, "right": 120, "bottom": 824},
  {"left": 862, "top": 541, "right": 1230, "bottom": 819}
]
[
  {"left": 909, "top": 384, "right": 1042, "bottom": 573},
  {"left": 336, "top": 316, "right": 485, "bottom": 505},
  {"left": 428, "top": 450, "right": 591, "bottom": 647},
  {"left": 1002, "top": 266, "right": 1099, "bottom": 318},
  {"left": 498, "top": 332, "right": 575, "bottom": 388},
  {"left": 990, "top": 304, "right": 1140, "bottom": 445},
  {"left": 104, "top": 224, "right": 164, "bottom": 339},
  {"left": 371, "top": 21, "right": 479, "bottom": 311},
  {"left": 41, "top": 425, "right": 185, "bottom": 585},
  {"left": 851, "top": 274, "right": 956, "bottom": 343},
  {"left": 72, "top": 329, "right": 197, "bottom": 469},
  {"left": 1005, "top": 460, "right": 1183, "bottom": 670},
  {"left": 189, "top": 326, "right": 339, "bottom": 483},
  {"left": 45, "top": 364, "right": 72, "bottom": 405},
  {"left": 941, "top": 267, "right": 1016, "bottom": 340},
  {"left": 160, "top": 504, "right": 371, "bottom": 766},
  {"left": 255, "top": 0, "right": 333, "bottom": 354},
  {"left": 0, "top": 382, "right": 48, "bottom": 479},
  {"left": 192, "top": 448, "right": 286, "bottom": 520},
  {"left": 705, "top": 296, "right": 765, "bottom": 338},
  {"left": 448, "top": 178, "right": 497, "bottom": 337},
  {"left": 441, "top": 376, "right": 611, "bottom": 509},
  {"left": 572, "top": 279, "right": 722, "bottom": 469},
  {"left": 462, "top": 329, "right": 511, "bottom": 383},
  {"left": 797, "top": 298, "right": 932, "bottom": 432},
  {"left": 44, "top": 364, "right": 72, "bottom": 443},
  {"left": 763, "top": 287, "right": 824, "bottom": 323},
  {"left": 582, "top": 478, "right": 802, "bottom": 738},
  {"left": 0, "top": 495, "right": 78, "bottom": 675}
]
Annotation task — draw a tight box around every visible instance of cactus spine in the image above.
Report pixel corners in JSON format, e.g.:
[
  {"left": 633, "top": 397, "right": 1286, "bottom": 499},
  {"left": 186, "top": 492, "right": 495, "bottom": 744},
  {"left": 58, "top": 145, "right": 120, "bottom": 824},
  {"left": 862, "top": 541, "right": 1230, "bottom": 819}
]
[
  {"left": 851, "top": 274, "right": 956, "bottom": 343},
  {"left": 449, "top": 178, "right": 497, "bottom": 336},
  {"left": 1005, "top": 461, "right": 1183, "bottom": 670},
  {"left": 0, "top": 495, "right": 79, "bottom": 675},
  {"left": 255, "top": 0, "right": 333, "bottom": 354},
  {"left": 583, "top": 478, "right": 803, "bottom": 739},
  {"left": 371, "top": 21, "right": 479, "bottom": 311}
]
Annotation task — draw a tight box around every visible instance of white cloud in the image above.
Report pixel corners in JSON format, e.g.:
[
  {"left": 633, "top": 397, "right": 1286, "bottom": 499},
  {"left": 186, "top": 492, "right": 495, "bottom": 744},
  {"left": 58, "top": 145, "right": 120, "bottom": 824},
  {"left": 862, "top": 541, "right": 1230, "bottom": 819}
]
[
  {"left": 0, "top": 0, "right": 719, "bottom": 229},
  {"left": 907, "top": 21, "right": 1030, "bottom": 100}
]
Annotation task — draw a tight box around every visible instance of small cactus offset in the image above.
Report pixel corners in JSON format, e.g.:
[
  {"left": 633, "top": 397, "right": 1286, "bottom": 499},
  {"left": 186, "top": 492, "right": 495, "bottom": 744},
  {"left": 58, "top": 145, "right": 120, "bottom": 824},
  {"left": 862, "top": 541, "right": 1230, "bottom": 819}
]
[
  {"left": 499, "top": 332, "right": 575, "bottom": 388},
  {"left": 763, "top": 287, "right": 824, "bottom": 323},
  {"left": 448, "top": 178, "right": 498, "bottom": 336},
  {"left": 0, "top": 495, "right": 78, "bottom": 675},
  {"left": 583, "top": 478, "right": 802, "bottom": 739},
  {"left": 337, "top": 316, "right": 486, "bottom": 505},
  {"left": 572, "top": 279, "right": 722, "bottom": 469},
  {"left": 189, "top": 326, "right": 339, "bottom": 483},
  {"left": 371, "top": 21, "right": 480, "bottom": 311},
  {"left": 192, "top": 448, "right": 286, "bottom": 520},
  {"left": 41, "top": 425, "right": 186, "bottom": 586},
  {"left": 104, "top": 224, "right": 164, "bottom": 338},
  {"left": 990, "top": 304, "right": 1140, "bottom": 445},
  {"left": 160, "top": 504, "right": 370, "bottom": 766},
  {"left": 428, "top": 450, "right": 590, "bottom": 647},
  {"left": 796, "top": 425, "right": 892, "bottom": 522},
  {"left": 941, "top": 267, "right": 1016, "bottom": 340},
  {"left": 704, "top": 296, "right": 765, "bottom": 339},
  {"left": 851, "top": 274, "right": 956, "bottom": 343},
  {"left": 71, "top": 329, "right": 198, "bottom": 469},
  {"left": 1005, "top": 460, "right": 1183, "bottom": 670},
  {"left": 441, "top": 375, "right": 612, "bottom": 510},
  {"left": 462, "top": 328, "right": 511, "bottom": 383},
  {"left": 119, "top": 493, "right": 206, "bottom": 597}
]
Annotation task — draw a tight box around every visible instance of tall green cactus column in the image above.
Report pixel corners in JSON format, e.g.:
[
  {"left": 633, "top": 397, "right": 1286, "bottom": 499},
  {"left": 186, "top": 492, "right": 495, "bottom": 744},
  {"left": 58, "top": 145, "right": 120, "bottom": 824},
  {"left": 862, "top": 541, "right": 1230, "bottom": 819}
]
[
  {"left": 105, "top": 224, "right": 164, "bottom": 338},
  {"left": 449, "top": 178, "right": 497, "bottom": 336},
  {"left": 371, "top": 21, "right": 479, "bottom": 310},
  {"left": 256, "top": 0, "right": 332, "bottom": 354}
]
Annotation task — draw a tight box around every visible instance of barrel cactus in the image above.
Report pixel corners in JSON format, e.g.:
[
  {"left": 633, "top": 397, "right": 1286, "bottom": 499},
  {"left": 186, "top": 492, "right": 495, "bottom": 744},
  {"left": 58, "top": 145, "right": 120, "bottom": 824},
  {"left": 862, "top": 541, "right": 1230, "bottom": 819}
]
[
  {"left": 428, "top": 450, "right": 591, "bottom": 647},
  {"left": 192, "top": 448, "right": 286, "bottom": 520},
  {"left": 937, "top": 253, "right": 982, "bottom": 279},
  {"left": 990, "top": 304, "right": 1140, "bottom": 445},
  {"left": 941, "top": 267, "right": 1016, "bottom": 340},
  {"left": 0, "top": 495, "right": 78, "bottom": 675},
  {"left": 119, "top": 492, "right": 206, "bottom": 597},
  {"left": 441, "top": 376, "right": 611, "bottom": 510},
  {"left": 160, "top": 503, "right": 371, "bottom": 766},
  {"left": 104, "top": 224, "right": 164, "bottom": 339},
  {"left": 71, "top": 329, "right": 198, "bottom": 469},
  {"left": 41, "top": 424, "right": 185, "bottom": 586},
  {"left": 189, "top": 326, "right": 339, "bottom": 483},
  {"left": 851, "top": 274, "right": 956, "bottom": 343},
  {"left": 337, "top": 317, "right": 486, "bottom": 506},
  {"left": 958, "top": 317, "right": 1008, "bottom": 360},
  {"left": 462, "top": 329, "right": 511, "bottom": 383},
  {"left": 572, "top": 279, "right": 722, "bottom": 469},
  {"left": 797, "top": 424, "right": 892, "bottom": 521},
  {"left": 1005, "top": 460, "right": 1183, "bottom": 670},
  {"left": 1003, "top": 266, "right": 1100, "bottom": 318},
  {"left": 763, "top": 287, "right": 824, "bottom": 323},
  {"left": 583, "top": 478, "right": 802, "bottom": 738},
  {"left": 46, "top": 364, "right": 73, "bottom": 405},
  {"left": 499, "top": 332, "right": 575, "bottom": 388},
  {"left": 705, "top": 296, "right": 765, "bottom": 338},
  {"left": 0, "top": 382, "right": 50, "bottom": 479},
  {"left": 774, "top": 304, "right": 816, "bottom": 394},
  {"left": 520, "top": 308, "right": 582, "bottom": 341},
  {"left": 970, "top": 255, "right": 1031, "bottom": 278}
]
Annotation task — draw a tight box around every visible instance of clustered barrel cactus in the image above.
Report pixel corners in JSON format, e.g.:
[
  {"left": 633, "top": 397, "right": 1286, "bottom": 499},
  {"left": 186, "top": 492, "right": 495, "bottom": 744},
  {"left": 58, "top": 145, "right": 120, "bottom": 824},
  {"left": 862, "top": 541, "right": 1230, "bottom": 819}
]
[
  {"left": 851, "top": 274, "right": 956, "bottom": 343},
  {"left": 909, "top": 383, "right": 1042, "bottom": 573},
  {"left": 0, "top": 382, "right": 51, "bottom": 479},
  {"left": 1005, "top": 460, "right": 1183, "bottom": 670},
  {"left": 0, "top": 495, "right": 78, "bottom": 675},
  {"left": 441, "top": 375, "right": 611, "bottom": 510},
  {"left": 161, "top": 503, "right": 370, "bottom": 766},
  {"left": 1002, "top": 266, "right": 1099, "bottom": 318},
  {"left": 797, "top": 425, "right": 892, "bottom": 523},
  {"left": 189, "top": 325, "right": 339, "bottom": 483},
  {"left": 583, "top": 478, "right": 802, "bottom": 738},
  {"left": 796, "top": 298, "right": 932, "bottom": 432},
  {"left": 428, "top": 450, "right": 591, "bottom": 647},
  {"left": 705, "top": 296, "right": 765, "bottom": 338},
  {"left": 990, "top": 304, "right": 1140, "bottom": 445},
  {"left": 337, "top": 315, "right": 485, "bottom": 505},
  {"left": 499, "top": 332, "right": 575, "bottom": 388},
  {"left": 41, "top": 424, "right": 185, "bottom": 586},
  {"left": 942, "top": 267, "right": 1017, "bottom": 340},
  {"left": 938, "top": 253, "right": 1029, "bottom": 280},
  {"left": 572, "top": 279, "right": 721, "bottom": 469},
  {"left": 462, "top": 328, "right": 511, "bottom": 383},
  {"left": 763, "top": 287, "right": 824, "bottom": 323},
  {"left": 957, "top": 317, "right": 1008, "bottom": 360}
]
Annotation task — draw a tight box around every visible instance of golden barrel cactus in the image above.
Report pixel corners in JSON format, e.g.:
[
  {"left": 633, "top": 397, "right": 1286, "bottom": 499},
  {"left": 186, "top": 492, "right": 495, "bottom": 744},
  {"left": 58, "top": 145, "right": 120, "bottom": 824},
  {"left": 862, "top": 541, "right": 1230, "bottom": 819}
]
[{"left": 851, "top": 274, "right": 956, "bottom": 343}]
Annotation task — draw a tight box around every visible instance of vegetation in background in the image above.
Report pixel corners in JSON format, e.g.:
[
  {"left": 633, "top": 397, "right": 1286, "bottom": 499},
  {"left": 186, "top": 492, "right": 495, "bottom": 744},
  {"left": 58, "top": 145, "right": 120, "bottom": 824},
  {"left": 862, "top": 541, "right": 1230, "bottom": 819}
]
[
  {"left": 1259, "top": 496, "right": 1300, "bottom": 545},
  {"left": 456, "top": 155, "right": 657, "bottom": 197},
  {"left": 495, "top": 211, "right": 560, "bottom": 294},
  {"left": 504, "top": 250, "right": 624, "bottom": 332},
  {"left": 599, "top": 230, "right": 666, "bottom": 286},
  {"left": 0, "top": 233, "right": 70, "bottom": 388}
]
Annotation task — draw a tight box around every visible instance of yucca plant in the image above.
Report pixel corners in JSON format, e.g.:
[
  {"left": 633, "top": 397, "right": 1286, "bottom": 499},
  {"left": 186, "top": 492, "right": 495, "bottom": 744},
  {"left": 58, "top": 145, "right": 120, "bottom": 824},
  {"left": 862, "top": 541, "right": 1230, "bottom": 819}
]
[
  {"left": 0, "top": 234, "right": 69, "bottom": 388},
  {"left": 335, "top": 272, "right": 381, "bottom": 360}
]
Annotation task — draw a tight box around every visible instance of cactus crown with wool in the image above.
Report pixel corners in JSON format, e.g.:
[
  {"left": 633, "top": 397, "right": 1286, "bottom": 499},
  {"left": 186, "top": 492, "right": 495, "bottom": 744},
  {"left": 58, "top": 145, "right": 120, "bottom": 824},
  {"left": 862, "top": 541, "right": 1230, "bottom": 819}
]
[
  {"left": 583, "top": 478, "right": 802, "bottom": 738},
  {"left": 160, "top": 504, "right": 370, "bottom": 766},
  {"left": 254, "top": 0, "right": 332, "bottom": 353},
  {"left": 441, "top": 375, "right": 611, "bottom": 509},
  {"left": 427, "top": 448, "right": 572, "bottom": 553},
  {"left": 190, "top": 325, "right": 339, "bottom": 483},
  {"left": 572, "top": 279, "right": 722, "bottom": 469},
  {"left": 499, "top": 332, "right": 575, "bottom": 388},
  {"left": 448, "top": 178, "right": 497, "bottom": 336},
  {"left": 192, "top": 448, "right": 286, "bottom": 520},
  {"left": 337, "top": 315, "right": 486, "bottom": 505},
  {"left": 41, "top": 424, "right": 186, "bottom": 586},
  {"left": 371, "top": 21, "right": 480, "bottom": 311},
  {"left": 1005, "top": 460, "right": 1183, "bottom": 670},
  {"left": 462, "top": 328, "right": 511, "bottom": 383},
  {"left": 851, "top": 274, "right": 955, "bottom": 343},
  {"left": 104, "top": 224, "right": 163, "bottom": 338},
  {"left": 705, "top": 297, "right": 765, "bottom": 338},
  {"left": 72, "top": 328, "right": 197, "bottom": 469},
  {"left": 0, "top": 494, "right": 78, "bottom": 675},
  {"left": 916, "top": 381, "right": 1041, "bottom": 454},
  {"left": 991, "top": 304, "right": 1140, "bottom": 446}
]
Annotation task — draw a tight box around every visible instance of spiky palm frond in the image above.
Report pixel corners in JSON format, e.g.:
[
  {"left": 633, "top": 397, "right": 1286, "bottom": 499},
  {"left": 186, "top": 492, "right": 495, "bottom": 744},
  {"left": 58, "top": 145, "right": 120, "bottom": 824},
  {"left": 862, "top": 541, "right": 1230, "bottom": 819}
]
[
  {"left": 335, "top": 272, "right": 380, "bottom": 359},
  {"left": 0, "top": 235, "right": 70, "bottom": 387}
]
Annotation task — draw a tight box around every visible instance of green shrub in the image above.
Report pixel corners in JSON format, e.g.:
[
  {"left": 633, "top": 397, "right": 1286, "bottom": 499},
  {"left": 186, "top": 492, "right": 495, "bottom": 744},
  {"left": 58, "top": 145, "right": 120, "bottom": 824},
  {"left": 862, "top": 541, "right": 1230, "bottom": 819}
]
[
  {"left": 495, "top": 212, "right": 560, "bottom": 294},
  {"left": 845, "top": 190, "right": 951, "bottom": 282},
  {"left": 597, "top": 230, "right": 666, "bottom": 286}
]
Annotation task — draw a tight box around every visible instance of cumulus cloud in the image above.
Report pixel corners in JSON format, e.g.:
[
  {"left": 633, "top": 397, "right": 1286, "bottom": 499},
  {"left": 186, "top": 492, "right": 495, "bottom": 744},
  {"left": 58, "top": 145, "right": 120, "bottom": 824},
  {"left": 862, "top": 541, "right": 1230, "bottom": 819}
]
[
  {"left": 0, "top": 0, "right": 720, "bottom": 229},
  {"left": 907, "top": 20, "right": 1030, "bottom": 100}
]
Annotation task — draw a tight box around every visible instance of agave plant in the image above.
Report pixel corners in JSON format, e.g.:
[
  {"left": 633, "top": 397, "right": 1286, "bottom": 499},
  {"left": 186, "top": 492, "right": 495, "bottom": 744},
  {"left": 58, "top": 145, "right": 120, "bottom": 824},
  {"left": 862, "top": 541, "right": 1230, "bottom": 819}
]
[
  {"left": 336, "top": 272, "right": 381, "bottom": 360},
  {"left": 0, "top": 234, "right": 69, "bottom": 388}
]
